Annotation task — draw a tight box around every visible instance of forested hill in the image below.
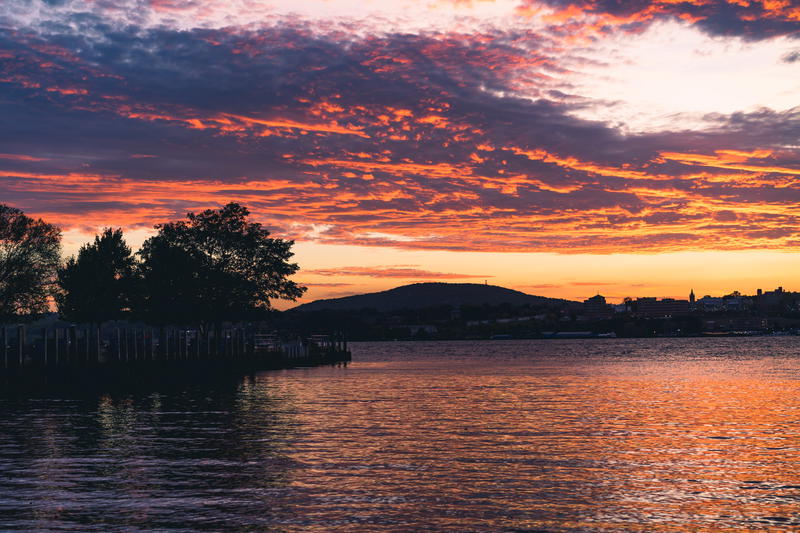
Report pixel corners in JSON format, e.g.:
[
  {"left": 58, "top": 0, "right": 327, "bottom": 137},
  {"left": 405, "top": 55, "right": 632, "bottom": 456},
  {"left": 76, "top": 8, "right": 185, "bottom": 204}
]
[{"left": 290, "top": 283, "right": 576, "bottom": 312}]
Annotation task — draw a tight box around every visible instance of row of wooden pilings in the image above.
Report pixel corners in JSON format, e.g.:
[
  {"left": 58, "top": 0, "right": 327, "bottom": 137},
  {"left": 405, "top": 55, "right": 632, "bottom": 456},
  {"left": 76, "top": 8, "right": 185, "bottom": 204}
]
[{"left": 0, "top": 325, "right": 347, "bottom": 371}]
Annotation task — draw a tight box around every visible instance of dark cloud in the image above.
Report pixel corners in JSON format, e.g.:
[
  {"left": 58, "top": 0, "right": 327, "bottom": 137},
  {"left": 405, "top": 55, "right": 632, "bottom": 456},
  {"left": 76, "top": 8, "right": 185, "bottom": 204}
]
[
  {"left": 0, "top": 12, "right": 798, "bottom": 252},
  {"left": 530, "top": 0, "right": 800, "bottom": 40},
  {"left": 713, "top": 210, "right": 738, "bottom": 222}
]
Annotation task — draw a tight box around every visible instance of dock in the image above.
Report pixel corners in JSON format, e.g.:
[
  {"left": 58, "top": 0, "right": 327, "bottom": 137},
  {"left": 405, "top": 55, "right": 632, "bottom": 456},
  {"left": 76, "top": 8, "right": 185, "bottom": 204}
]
[{"left": 0, "top": 324, "right": 351, "bottom": 387}]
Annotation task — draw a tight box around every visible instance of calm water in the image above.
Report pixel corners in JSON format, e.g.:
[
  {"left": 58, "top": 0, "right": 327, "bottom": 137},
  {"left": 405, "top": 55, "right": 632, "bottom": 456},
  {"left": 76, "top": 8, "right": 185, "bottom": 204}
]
[{"left": 2, "top": 338, "right": 800, "bottom": 532}]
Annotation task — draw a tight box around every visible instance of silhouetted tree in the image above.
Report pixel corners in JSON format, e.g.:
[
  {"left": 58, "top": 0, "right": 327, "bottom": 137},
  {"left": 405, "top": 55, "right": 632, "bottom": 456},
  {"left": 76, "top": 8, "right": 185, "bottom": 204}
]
[
  {"left": 137, "top": 203, "right": 305, "bottom": 325},
  {"left": 0, "top": 204, "right": 61, "bottom": 321},
  {"left": 55, "top": 228, "right": 138, "bottom": 323}
]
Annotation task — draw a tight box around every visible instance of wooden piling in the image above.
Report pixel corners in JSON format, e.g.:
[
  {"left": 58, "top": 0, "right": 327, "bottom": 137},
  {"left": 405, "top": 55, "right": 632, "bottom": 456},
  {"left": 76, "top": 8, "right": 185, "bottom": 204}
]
[
  {"left": 69, "top": 326, "right": 77, "bottom": 365},
  {"left": 17, "top": 325, "right": 25, "bottom": 368},
  {"left": 43, "top": 328, "right": 48, "bottom": 367},
  {"left": 157, "top": 327, "right": 164, "bottom": 360},
  {"left": 2, "top": 327, "right": 7, "bottom": 370}
]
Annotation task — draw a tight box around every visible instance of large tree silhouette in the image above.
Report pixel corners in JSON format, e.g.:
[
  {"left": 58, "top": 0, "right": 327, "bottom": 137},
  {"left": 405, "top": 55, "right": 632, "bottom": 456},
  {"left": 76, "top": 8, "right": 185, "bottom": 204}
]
[
  {"left": 0, "top": 204, "right": 61, "bottom": 321},
  {"left": 137, "top": 203, "right": 305, "bottom": 325},
  {"left": 56, "top": 228, "right": 138, "bottom": 324}
]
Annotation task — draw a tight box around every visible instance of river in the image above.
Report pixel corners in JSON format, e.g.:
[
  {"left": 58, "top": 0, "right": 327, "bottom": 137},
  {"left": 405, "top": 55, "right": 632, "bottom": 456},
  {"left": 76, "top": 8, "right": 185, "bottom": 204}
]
[{"left": 2, "top": 337, "right": 800, "bottom": 531}]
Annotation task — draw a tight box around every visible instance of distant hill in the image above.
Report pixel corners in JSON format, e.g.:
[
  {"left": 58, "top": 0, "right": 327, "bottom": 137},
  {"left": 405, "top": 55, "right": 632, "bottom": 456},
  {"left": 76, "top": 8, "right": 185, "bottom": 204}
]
[{"left": 290, "top": 282, "right": 576, "bottom": 313}]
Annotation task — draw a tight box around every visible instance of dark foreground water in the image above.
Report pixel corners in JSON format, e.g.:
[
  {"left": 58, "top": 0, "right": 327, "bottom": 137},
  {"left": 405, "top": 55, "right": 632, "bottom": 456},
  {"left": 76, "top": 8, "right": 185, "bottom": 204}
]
[{"left": 2, "top": 338, "right": 800, "bottom": 532}]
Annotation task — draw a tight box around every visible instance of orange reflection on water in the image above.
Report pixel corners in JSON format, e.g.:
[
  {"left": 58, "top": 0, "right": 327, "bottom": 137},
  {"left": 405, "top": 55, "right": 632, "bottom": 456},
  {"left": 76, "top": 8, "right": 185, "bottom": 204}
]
[
  {"left": 2, "top": 339, "right": 799, "bottom": 532},
  {"left": 277, "top": 340, "right": 800, "bottom": 531}
]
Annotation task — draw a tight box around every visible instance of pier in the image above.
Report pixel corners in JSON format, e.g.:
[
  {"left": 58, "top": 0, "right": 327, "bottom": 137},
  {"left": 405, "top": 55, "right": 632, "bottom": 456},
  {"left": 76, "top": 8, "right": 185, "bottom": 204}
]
[{"left": 0, "top": 324, "right": 350, "bottom": 387}]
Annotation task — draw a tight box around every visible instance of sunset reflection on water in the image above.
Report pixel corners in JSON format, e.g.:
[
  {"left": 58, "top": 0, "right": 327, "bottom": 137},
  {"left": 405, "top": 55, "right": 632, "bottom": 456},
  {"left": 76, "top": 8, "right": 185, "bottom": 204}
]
[{"left": 2, "top": 338, "right": 800, "bottom": 531}]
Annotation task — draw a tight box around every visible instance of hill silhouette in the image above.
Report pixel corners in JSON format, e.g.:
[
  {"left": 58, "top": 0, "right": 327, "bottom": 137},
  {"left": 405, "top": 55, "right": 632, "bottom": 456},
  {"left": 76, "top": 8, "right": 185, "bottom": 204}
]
[{"left": 291, "top": 282, "right": 576, "bottom": 312}]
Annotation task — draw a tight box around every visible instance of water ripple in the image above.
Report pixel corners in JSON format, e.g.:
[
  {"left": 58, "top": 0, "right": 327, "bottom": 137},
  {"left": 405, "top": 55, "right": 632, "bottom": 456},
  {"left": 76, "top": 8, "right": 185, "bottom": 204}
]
[{"left": 1, "top": 337, "right": 800, "bottom": 531}]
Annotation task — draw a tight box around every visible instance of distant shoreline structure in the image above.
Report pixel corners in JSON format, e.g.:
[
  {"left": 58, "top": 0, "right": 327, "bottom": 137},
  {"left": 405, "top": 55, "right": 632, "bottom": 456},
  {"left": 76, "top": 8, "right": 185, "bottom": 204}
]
[{"left": 282, "top": 282, "right": 800, "bottom": 341}]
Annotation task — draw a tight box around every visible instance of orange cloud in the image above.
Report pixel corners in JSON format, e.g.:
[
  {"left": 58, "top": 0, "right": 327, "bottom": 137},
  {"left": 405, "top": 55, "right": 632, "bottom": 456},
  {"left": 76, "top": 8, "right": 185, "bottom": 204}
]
[
  {"left": 660, "top": 151, "right": 800, "bottom": 175},
  {"left": 0, "top": 153, "right": 48, "bottom": 161},
  {"left": 512, "top": 147, "right": 663, "bottom": 181},
  {"left": 304, "top": 265, "right": 489, "bottom": 279},
  {"left": 3, "top": 16, "right": 799, "bottom": 258},
  {"left": 120, "top": 107, "right": 370, "bottom": 139},
  {"left": 223, "top": 113, "right": 370, "bottom": 138}
]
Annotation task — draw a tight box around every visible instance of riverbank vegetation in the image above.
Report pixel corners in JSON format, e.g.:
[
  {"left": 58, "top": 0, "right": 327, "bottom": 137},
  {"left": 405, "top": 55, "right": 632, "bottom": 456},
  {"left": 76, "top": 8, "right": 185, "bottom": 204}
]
[
  {"left": 0, "top": 205, "right": 61, "bottom": 321},
  {"left": 0, "top": 203, "right": 305, "bottom": 326}
]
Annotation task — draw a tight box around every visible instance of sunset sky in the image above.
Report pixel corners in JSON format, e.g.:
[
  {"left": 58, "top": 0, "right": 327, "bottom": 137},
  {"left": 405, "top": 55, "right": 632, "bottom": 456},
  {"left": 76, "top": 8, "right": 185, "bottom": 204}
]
[{"left": 1, "top": 0, "right": 799, "bottom": 308}]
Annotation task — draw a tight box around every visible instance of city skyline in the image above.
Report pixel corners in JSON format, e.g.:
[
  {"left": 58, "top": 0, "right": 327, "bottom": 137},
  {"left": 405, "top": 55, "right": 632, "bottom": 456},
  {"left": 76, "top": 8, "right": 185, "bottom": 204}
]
[{"left": 2, "top": 0, "right": 798, "bottom": 308}]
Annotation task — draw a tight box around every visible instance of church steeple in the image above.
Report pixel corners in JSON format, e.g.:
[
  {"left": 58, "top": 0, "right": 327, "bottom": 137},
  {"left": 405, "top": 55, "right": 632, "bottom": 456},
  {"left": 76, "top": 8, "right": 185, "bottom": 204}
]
[{"left": 689, "top": 288, "right": 695, "bottom": 304}]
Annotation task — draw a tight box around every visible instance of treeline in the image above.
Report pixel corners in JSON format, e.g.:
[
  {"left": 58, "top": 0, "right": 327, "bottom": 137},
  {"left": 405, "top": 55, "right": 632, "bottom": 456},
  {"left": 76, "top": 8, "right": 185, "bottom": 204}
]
[{"left": 0, "top": 203, "right": 305, "bottom": 325}]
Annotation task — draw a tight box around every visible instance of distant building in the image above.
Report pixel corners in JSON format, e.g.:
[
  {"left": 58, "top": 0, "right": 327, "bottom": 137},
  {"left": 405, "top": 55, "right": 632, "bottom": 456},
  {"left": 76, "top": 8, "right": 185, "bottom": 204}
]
[
  {"left": 402, "top": 325, "right": 438, "bottom": 336},
  {"left": 755, "top": 286, "right": 794, "bottom": 313},
  {"left": 694, "top": 293, "right": 753, "bottom": 313},
  {"left": 635, "top": 297, "right": 690, "bottom": 318},
  {"left": 697, "top": 296, "right": 724, "bottom": 313},
  {"left": 722, "top": 295, "right": 750, "bottom": 312},
  {"left": 583, "top": 294, "right": 614, "bottom": 319},
  {"left": 703, "top": 317, "right": 769, "bottom": 333}
]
